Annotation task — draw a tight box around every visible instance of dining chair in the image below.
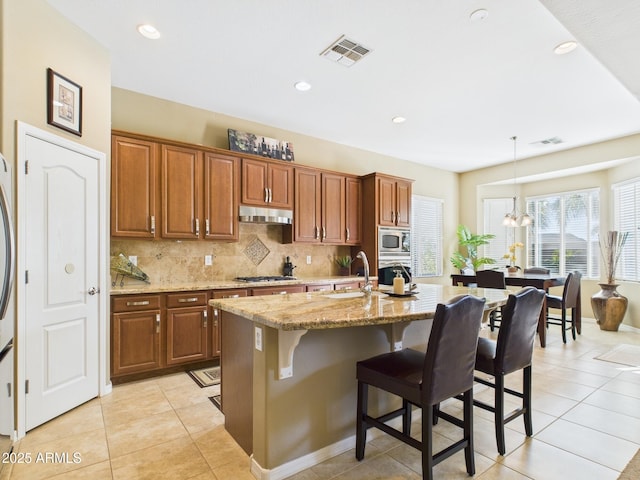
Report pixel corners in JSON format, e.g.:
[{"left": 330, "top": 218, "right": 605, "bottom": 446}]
[
  {"left": 355, "top": 294, "right": 485, "bottom": 480},
  {"left": 523, "top": 267, "right": 550, "bottom": 275},
  {"left": 473, "top": 286, "right": 545, "bottom": 455},
  {"left": 476, "top": 269, "right": 506, "bottom": 331},
  {"left": 546, "top": 271, "right": 582, "bottom": 343}
]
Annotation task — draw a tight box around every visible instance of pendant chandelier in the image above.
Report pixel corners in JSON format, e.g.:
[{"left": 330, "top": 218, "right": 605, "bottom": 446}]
[{"left": 503, "top": 136, "right": 532, "bottom": 227}]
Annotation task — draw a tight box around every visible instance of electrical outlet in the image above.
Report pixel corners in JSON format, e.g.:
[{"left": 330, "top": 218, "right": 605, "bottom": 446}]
[
  {"left": 204, "top": 255, "right": 213, "bottom": 266},
  {"left": 306, "top": 255, "right": 312, "bottom": 265},
  {"left": 128, "top": 255, "right": 137, "bottom": 266},
  {"left": 255, "top": 326, "right": 263, "bottom": 351}
]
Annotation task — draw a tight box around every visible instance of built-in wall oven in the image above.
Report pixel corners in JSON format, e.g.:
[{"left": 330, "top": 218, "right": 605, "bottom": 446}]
[
  {"left": 0, "top": 153, "right": 15, "bottom": 467},
  {"left": 378, "top": 226, "right": 411, "bottom": 285}
]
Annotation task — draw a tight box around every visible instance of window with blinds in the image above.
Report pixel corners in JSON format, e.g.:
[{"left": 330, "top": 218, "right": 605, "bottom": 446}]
[
  {"left": 526, "top": 189, "right": 600, "bottom": 278},
  {"left": 613, "top": 178, "right": 639, "bottom": 282},
  {"left": 411, "top": 195, "right": 443, "bottom": 277},
  {"left": 483, "top": 198, "right": 514, "bottom": 268}
]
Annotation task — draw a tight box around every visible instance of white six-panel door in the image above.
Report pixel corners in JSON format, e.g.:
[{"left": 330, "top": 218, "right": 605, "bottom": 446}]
[{"left": 17, "top": 123, "right": 107, "bottom": 433}]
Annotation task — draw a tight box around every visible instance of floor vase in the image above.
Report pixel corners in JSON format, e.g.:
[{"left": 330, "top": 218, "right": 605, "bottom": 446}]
[{"left": 591, "top": 283, "right": 628, "bottom": 331}]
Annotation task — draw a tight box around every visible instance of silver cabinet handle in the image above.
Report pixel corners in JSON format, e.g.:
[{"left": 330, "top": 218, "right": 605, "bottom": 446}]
[
  {"left": 272, "top": 291, "right": 287, "bottom": 295},
  {"left": 314, "top": 226, "right": 319, "bottom": 239},
  {"left": 150, "top": 215, "right": 156, "bottom": 234},
  {"left": 127, "top": 300, "right": 150, "bottom": 306},
  {"left": 222, "top": 294, "right": 240, "bottom": 299},
  {"left": 203, "top": 309, "right": 208, "bottom": 328},
  {"left": 213, "top": 308, "right": 219, "bottom": 317},
  {"left": 155, "top": 313, "right": 160, "bottom": 334},
  {"left": 195, "top": 218, "right": 200, "bottom": 236},
  {"left": 268, "top": 188, "right": 273, "bottom": 203},
  {"left": 87, "top": 287, "right": 100, "bottom": 295},
  {"left": 396, "top": 211, "right": 400, "bottom": 225},
  {"left": 322, "top": 226, "right": 326, "bottom": 240},
  {"left": 177, "top": 297, "right": 199, "bottom": 303},
  {"left": 346, "top": 227, "right": 350, "bottom": 241},
  {"left": 205, "top": 218, "right": 210, "bottom": 236},
  {"left": 264, "top": 187, "right": 269, "bottom": 203}
]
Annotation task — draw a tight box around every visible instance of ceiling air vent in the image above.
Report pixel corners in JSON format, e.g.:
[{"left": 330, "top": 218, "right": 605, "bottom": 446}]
[
  {"left": 320, "top": 35, "right": 371, "bottom": 67},
  {"left": 531, "top": 136, "right": 564, "bottom": 146}
]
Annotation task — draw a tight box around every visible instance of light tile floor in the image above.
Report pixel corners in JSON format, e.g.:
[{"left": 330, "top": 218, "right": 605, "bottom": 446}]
[{"left": 1, "top": 318, "right": 639, "bottom": 480}]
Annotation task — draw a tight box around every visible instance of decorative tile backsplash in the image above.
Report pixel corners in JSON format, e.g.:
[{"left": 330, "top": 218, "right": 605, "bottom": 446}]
[
  {"left": 110, "top": 224, "right": 350, "bottom": 288},
  {"left": 243, "top": 235, "right": 270, "bottom": 265}
]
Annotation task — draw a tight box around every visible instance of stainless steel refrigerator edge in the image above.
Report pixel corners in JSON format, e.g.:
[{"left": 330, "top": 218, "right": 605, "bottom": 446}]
[{"left": 0, "top": 153, "right": 16, "bottom": 464}]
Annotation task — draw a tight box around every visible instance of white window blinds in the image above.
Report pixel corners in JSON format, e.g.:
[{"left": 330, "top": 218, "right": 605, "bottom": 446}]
[
  {"left": 411, "top": 195, "right": 443, "bottom": 277},
  {"left": 526, "top": 189, "right": 600, "bottom": 278},
  {"left": 483, "top": 198, "right": 513, "bottom": 268},
  {"left": 613, "top": 179, "right": 640, "bottom": 282}
]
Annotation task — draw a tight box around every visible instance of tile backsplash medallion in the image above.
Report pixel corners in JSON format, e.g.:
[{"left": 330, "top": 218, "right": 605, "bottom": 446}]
[{"left": 110, "top": 224, "right": 350, "bottom": 289}]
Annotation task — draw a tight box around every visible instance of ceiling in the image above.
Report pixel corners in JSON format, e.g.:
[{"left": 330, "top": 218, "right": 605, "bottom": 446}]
[{"left": 46, "top": 0, "right": 640, "bottom": 173}]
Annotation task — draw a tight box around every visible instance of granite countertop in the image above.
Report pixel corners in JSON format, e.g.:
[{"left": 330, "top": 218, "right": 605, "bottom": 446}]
[
  {"left": 209, "top": 284, "right": 509, "bottom": 331},
  {"left": 109, "top": 275, "right": 370, "bottom": 295}
]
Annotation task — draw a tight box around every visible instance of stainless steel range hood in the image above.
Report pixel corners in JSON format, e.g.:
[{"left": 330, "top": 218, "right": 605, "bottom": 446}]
[{"left": 239, "top": 205, "right": 293, "bottom": 225}]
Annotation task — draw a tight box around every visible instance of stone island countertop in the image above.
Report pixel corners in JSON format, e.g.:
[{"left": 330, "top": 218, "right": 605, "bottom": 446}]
[
  {"left": 209, "top": 284, "right": 509, "bottom": 331},
  {"left": 109, "top": 275, "right": 370, "bottom": 295}
]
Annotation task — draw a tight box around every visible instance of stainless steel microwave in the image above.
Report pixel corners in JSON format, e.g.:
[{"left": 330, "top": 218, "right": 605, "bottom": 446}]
[{"left": 378, "top": 226, "right": 411, "bottom": 260}]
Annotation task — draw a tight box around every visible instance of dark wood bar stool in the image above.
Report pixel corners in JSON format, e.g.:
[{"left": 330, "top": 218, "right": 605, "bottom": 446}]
[
  {"left": 473, "top": 286, "right": 545, "bottom": 455},
  {"left": 476, "top": 269, "right": 506, "bottom": 331},
  {"left": 355, "top": 295, "right": 485, "bottom": 480},
  {"left": 546, "top": 271, "right": 582, "bottom": 343}
]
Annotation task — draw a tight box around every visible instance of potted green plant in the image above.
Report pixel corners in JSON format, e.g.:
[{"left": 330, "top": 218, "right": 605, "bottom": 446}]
[
  {"left": 335, "top": 255, "right": 353, "bottom": 276},
  {"left": 450, "top": 224, "right": 496, "bottom": 274}
]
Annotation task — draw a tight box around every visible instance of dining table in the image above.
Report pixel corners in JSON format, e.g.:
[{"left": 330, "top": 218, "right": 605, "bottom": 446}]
[{"left": 451, "top": 273, "right": 579, "bottom": 348}]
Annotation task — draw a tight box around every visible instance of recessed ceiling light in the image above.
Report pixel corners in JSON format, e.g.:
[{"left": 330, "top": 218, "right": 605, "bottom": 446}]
[
  {"left": 294, "top": 81, "right": 311, "bottom": 92},
  {"left": 469, "top": 9, "right": 489, "bottom": 22},
  {"left": 554, "top": 40, "right": 578, "bottom": 55},
  {"left": 392, "top": 116, "right": 406, "bottom": 124},
  {"left": 137, "top": 24, "right": 161, "bottom": 40}
]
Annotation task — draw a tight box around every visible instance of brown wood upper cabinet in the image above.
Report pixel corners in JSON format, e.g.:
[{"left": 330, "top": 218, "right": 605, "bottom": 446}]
[
  {"left": 241, "top": 157, "right": 293, "bottom": 209},
  {"left": 111, "top": 135, "right": 158, "bottom": 238},
  {"left": 373, "top": 174, "right": 412, "bottom": 227},
  {"left": 112, "top": 132, "right": 239, "bottom": 241},
  {"left": 286, "top": 167, "right": 360, "bottom": 245}
]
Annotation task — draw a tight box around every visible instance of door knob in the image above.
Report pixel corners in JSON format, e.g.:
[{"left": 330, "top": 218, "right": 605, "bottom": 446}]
[{"left": 87, "top": 287, "right": 100, "bottom": 295}]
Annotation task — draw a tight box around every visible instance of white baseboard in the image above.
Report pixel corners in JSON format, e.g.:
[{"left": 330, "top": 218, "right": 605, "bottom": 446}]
[{"left": 249, "top": 412, "right": 420, "bottom": 480}]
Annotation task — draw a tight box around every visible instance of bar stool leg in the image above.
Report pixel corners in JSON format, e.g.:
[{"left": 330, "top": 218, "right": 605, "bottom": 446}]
[
  {"left": 523, "top": 366, "right": 533, "bottom": 437},
  {"left": 495, "top": 374, "right": 506, "bottom": 455},
  {"left": 355, "top": 381, "right": 367, "bottom": 460}
]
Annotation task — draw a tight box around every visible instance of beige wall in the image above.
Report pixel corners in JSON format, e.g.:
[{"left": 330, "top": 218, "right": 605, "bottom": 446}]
[
  {"left": 1, "top": 0, "right": 111, "bottom": 167},
  {"left": 460, "top": 137, "right": 640, "bottom": 329}
]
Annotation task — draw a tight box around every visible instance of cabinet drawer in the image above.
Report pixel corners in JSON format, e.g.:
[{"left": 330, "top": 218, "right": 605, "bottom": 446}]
[
  {"left": 112, "top": 295, "right": 162, "bottom": 313},
  {"left": 306, "top": 283, "right": 332, "bottom": 292},
  {"left": 166, "top": 291, "right": 208, "bottom": 308},
  {"left": 334, "top": 281, "right": 361, "bottom": 291},
  {"left": 251, "top": 285, "right": 305, "bottom": 296},
  {"left": 212, "top": 288, "right": 248, "bottom": 299}
]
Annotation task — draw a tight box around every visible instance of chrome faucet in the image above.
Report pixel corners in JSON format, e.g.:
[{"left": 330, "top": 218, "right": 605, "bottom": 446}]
[{"left": 356, "top": 250, "right": 373, "bottom": 295}]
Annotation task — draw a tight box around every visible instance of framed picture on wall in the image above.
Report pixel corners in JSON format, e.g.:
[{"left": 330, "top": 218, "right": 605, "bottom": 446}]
[{"left": 47, "top": 68, "right": 82, "bottom": 136}]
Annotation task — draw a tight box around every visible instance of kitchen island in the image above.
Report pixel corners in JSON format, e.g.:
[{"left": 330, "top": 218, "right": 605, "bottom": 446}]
[{"left": 209, "top": 284, "right": 509, "bottom": 480}]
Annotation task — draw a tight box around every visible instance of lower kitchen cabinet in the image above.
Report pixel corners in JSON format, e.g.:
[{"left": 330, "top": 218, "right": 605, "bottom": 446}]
[
  {"left": 111, "top": 295, "right": 162, "bottom": 377},
  {"left": 166, "top": 291, "right": 209, "bottom": 366},
  {"left": 211, "top": 289, "right": 248, "bottom": 357}
]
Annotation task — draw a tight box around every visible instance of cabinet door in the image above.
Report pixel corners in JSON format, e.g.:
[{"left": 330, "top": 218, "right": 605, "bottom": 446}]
[
  {"left": 166, "top": 306, "right": 208, "bottom": 365},
  {"left": 322, "top": 173, "right": 346, "bottom": 243},
  {"left": 241, "top": 158, "right": 269, "bottom": 206},
  {"left": 294, "top": 168, "right": 321, "bottom": 243},
  {"left": 204, "top": 153, "right": 239, "bottom": 241},
  {"left": 345, "top": 177, "right": 362, "bottom": 245},
  {"left": 395, "top": 180, "right": 412, "bottom": 227},
  {"left": 161, "top": 145, "right": 202, "bottom": 238},
  {"left": 111, "top": 310, "right": 162, "bottom": 376},
  {"left": 211, "top": 289, "right": 248, "bottom": 357},
  {"left": 111, "top": 136, "right": 158, "bottom": 238},
  {"left": 378, "top": 176, "right": 397, "bottom": 226},
  {"left": 268, "top": 162, "right": 293, "bottom": 209}
]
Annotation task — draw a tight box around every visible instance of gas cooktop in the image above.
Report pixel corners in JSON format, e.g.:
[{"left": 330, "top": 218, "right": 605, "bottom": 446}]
[{"left": 234, "top": 276, "right": 297, "bottom": 282}]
